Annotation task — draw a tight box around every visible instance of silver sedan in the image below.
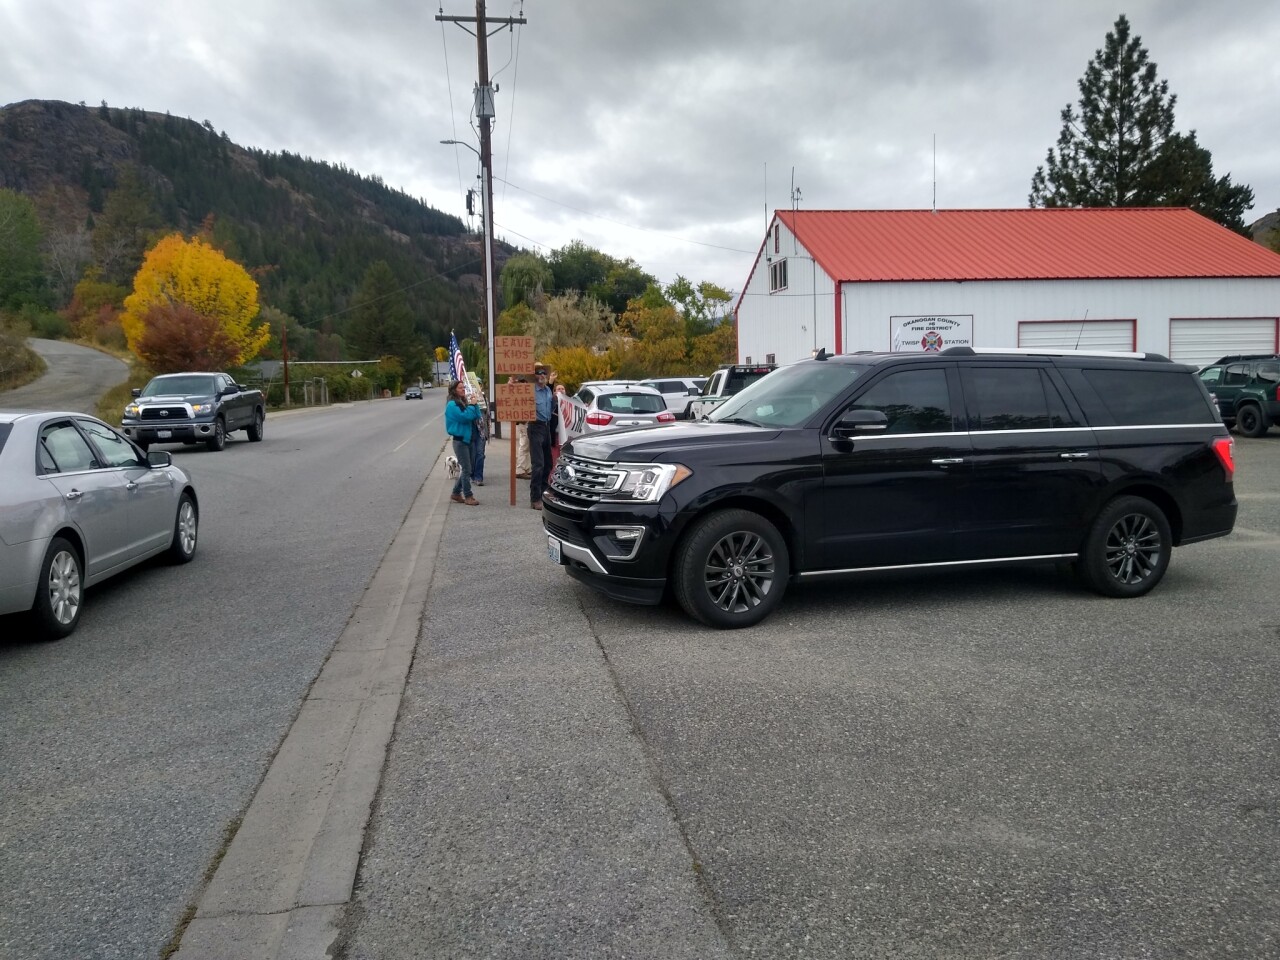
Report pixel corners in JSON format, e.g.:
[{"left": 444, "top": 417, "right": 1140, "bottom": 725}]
[{"left": 0, "top": 411, "right": 198, "bottom": 639}]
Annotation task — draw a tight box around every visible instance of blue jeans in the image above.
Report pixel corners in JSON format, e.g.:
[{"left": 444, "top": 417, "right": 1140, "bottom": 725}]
[
  {"left": 471, "top": 431, "right": 486, "bottom": 482},
  {"left": 451, "top": 438, "right": 473, "bottom": 497}
]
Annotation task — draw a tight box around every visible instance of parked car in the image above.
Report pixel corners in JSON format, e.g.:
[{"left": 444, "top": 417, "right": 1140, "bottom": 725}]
[
  {"left": 637, "top": 377, "right": 708, "bottom": 413},
  {"left": 405, "top": 386, "right": 424, "bottom": 399},
  {"left": 542, "top": 347, "right": 1237, "bottom": 628},
  {"left": 1197, "top": 355, "right": 1280, "bottom": 436},
  {"left": 0, "top": 412, "right": 199, "bottom": 639},
  {"left": 574, "top": 383, "right": 677, "bottom": 433},
  {"left": 121, "top": 371, "right": 265, "bottom": 452},
  {"left": 682, "top": 363, "right": 777, "bottom": 420}
]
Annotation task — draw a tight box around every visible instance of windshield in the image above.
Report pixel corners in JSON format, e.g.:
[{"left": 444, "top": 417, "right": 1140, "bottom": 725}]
[
  {"left": 142, "top": 375, "right": 219, "bottom": 397},
  {"left": 710, "top": 362, "right": 870, "bottom": 427}
]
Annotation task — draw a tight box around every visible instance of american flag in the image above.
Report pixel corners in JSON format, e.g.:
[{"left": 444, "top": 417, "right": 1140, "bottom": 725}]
[{"left": 448, "top": 331, "right": 467, "bottom": 387}]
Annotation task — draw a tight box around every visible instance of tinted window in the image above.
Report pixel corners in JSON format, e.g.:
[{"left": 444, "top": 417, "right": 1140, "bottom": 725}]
[
  {"left": 142, "top": 375, "right": 219, "bottom": 396},
  {"left": 1080, "top": 369, "right": 1214, "bottom": 425},
  {"left": 1198, "top": 366, "right": 1223, "bottom": 386},
  {"left": 1257, "top": 362, "right": 1280, "bottom": 384},
  {"left": 40, "top": 421, "right": 99, "bottom": 473},
  {"left": 1223, "top": 364, "right": 1249, "bottom": 386},
  {"left": 964, "top": 367, "right": 1080, "bottom": 430},
  {"left": 78, "top": 418, "right": 145, "bottom": 468},
  {"left": 850, "top": 369, "right": 954, "bottom": 434},
  {"left": 0, "top": 423, "right": 9, "bottom": 456},
  {"left": 726, "top": 369, "right": 773, "bottom": 392},
  {"left": 577, "top": 388, "right": 594, "bottom": 405},
  {"left": 598, "top": 393, "right": 665, "bottom": 414}
]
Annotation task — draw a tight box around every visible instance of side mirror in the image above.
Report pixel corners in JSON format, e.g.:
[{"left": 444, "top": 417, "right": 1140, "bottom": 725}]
[
  {"left": 131, "top": 388, "right": 142, "bottom": 398},
  {"left": 147, "top": 450, "right": 173, "bottom": 468},
  {"left": 831, "top": 409, "right": 889, "bottom": 438}
]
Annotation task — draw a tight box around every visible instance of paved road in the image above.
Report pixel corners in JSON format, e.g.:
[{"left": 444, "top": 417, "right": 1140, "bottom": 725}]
[
  {"left": 0, "top": 338, "right": 128, "bottom": 413},
  {"left": 338, "top": 436, "right": 1280, "bottom": 959},
  {"left": 0, "top": 400, "right": 440, "bottom": 960}
]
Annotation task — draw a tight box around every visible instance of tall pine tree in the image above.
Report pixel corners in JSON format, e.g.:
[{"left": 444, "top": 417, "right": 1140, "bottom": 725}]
[{"left": 1030, "top": 15, "right": 1253, "bottom": 232}]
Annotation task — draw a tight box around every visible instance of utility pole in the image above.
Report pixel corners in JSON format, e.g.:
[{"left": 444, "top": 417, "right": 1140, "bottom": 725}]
[{"left": 437, "top": 1, "right": 526, "bottom": 438}]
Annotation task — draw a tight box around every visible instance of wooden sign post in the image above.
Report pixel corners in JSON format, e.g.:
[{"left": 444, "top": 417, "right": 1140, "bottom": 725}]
[{"left": 494, "top": 337, "right": 537, "bottom": 506}]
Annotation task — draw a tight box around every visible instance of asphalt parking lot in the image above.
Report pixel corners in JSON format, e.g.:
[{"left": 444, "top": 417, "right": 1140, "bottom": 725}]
[{"left": 341, "top": 435, "right": 1279, "bottom": 959}]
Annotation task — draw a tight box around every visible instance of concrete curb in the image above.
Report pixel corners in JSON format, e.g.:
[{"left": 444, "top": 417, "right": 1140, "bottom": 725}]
[{"left": 173, "top": 442, "right": 451, "bottom": 959}]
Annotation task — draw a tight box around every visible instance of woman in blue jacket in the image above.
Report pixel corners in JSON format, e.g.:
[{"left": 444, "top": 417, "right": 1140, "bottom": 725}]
[{"left": 444, "top": 380, "right": 481, "bottom": 505}]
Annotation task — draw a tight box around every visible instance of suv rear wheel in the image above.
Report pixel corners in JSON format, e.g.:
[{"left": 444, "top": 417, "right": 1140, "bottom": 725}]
[
  {"left": 674, "top": 509, "right": 789, "bottom": 629},
  {"left": 1079, "top": 496, "right": 1171, "bottom": 598},
  {"left": 1235, "top": 403, "right": 1267, "bottom": 438}
]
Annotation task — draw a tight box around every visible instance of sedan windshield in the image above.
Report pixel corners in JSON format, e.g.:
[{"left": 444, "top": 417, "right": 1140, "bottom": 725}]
[
  {"left": 142, "top": 376, "right": 219, "bottom": 397},
  {"left": 710, "top": 362, "right": 870, "bottom": 427}
]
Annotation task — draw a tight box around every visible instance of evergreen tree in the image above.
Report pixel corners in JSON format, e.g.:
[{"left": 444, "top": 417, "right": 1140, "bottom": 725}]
[
  {"left": 0, "top": 189, "right": 47, "bottom": 310},
  {"left": 346, "top": 260, "right": 414, "bottom": 362},
  {"left": 1029, "top": 15, "right": 1253, "bottom": 231}
]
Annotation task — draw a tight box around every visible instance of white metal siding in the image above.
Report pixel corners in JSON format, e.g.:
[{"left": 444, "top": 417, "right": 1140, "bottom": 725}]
[
  {"left": 1017, "top": 319, "right": 1135, "bottom": 351},
  {"left": 736, "top": 219, "right": 838, "bottom": 364},
  {"left": 1168, "top": 318, "right": 1279, "bottom": 367}
]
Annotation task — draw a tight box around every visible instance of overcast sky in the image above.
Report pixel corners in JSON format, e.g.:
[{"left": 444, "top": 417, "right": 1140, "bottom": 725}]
[{"left": 3, "top": 0, "right": 1278, "bottom": 296}]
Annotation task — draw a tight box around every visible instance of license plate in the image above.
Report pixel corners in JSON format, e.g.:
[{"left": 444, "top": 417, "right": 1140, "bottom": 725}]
[
  {"left": 547, "top": 535, "right": 562, "bottom": 564},
  {"left": 157, "top": 430, "right": 172, "bottom": 439}
]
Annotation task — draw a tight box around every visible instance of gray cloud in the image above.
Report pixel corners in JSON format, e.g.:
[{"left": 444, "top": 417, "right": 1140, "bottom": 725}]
[{"left": 1, "top": 0, "right": 1276, "bottom": 291}]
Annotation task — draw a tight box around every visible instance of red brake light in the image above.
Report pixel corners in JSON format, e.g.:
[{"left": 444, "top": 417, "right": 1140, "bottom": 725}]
[
  {"left": 586, "top": 411, "right": 613, "bottom": 426},
  {"left": 1212, "top": 436, "right": 1235, "bottom": 482},
  {"left": 656, "top": 411, "right": 675, "bottom": 422}
]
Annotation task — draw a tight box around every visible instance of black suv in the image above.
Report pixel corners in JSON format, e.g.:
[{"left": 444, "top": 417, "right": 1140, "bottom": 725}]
[
  {"left": 541, "top": 348, "right": 1237, "bottom": 628},
  {"left": 1197, "top": 355, "right": 1280, "bottom": 437}
]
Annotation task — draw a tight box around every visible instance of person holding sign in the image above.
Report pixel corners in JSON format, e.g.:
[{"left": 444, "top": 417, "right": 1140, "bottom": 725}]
[
  {"left": 527, "top": 366, "right": 559, "bottom": 511},
  {"left": 444, "top": 380, "right": 481, "bottom": 506}
]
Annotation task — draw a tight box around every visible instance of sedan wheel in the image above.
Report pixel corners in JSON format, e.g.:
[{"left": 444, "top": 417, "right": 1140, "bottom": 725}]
[
  {"left": 168, "top": 493, "right": 198, "bottom": 563},
  {"left": 32, "top": 537, "right": 83, "bottom": 640},
  {"left": 674, "top": 509, "right": 789, "bottom": 628}
]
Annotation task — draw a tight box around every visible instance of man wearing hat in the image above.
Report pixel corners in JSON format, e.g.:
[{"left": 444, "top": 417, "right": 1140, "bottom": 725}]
[{"left": 527, "top": 365, "right": 558, "bottom": 511}]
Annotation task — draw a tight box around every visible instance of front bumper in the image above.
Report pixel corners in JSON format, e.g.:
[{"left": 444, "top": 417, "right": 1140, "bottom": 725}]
[
  {"left": 541, "top": 490, "right": 671, "bottom": 605},
  {"left": 122, "top": 420, "right": 217, "bottom": 443}
]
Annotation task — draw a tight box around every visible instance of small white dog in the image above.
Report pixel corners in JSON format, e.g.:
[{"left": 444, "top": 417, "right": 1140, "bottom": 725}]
[{"left": 445, "top": 454, "right": 461, "bottom": 478}]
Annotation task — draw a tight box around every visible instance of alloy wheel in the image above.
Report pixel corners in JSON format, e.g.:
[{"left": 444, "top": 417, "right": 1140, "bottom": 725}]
[
  {"left": 702, "top": 530, "right": 776, "bottom": 614},
  {"left": 47, "top": 549, "right": 82, "bottom": 626},
  {"left": 1103, "top": 513, "right": 1162, "bottom": 585}
]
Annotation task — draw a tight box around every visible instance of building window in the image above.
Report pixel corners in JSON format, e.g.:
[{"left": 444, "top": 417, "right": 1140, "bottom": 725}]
[
  {"left": 745, "top": 356, "right": 753, "bottom": 364},
  {"left": 769, "top": 258, "right": 788, "bottom": 292},
  {"left": 773, "top": 224, "right": 780, "bottom": 253},
  {"left": 766, "top": 353, "right": 776, "bottom": 364}
]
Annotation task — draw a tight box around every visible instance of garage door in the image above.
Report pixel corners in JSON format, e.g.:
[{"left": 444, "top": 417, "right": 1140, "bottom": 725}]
[
  {"left": 1017, "top": 320, "right": 1136, "bottom": 352},
  {"left": 1168, "top": 318, "right": 1279, "bottom": 368}
]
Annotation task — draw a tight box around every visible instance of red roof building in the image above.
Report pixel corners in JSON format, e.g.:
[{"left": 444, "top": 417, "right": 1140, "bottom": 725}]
[{"left": 734, "top": 208, "right": 1280, "bottom": 368}]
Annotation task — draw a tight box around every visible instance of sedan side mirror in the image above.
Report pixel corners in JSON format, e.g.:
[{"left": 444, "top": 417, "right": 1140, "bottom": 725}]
[
  {"left": 831, "top": 409, "right": 889, "bottom": 438},
  {"left": 147, "top": 450, "right": 173, "bottom": 468}
]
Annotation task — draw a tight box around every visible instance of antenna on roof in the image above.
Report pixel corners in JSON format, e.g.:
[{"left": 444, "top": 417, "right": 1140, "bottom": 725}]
[
  {"left": 1074, "top": 309, "right": 1090, "bottom": 350},
  {"left": 791, "top": 168, "right": 801, "bottom": 254}
]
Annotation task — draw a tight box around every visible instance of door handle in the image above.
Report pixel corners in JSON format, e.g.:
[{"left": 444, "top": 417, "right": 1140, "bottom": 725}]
[
  {"left": 64, "top": 489, "right": 82, "bottom": 500},
  {"left": 126, "top": 481, "right": 138, "bottom": 491},
  {"left": 1059, "top": 452, "right": 1090, "bottom": 460},
  {"left": 931, "top": 458, "right": 965, "bottom": 465}
]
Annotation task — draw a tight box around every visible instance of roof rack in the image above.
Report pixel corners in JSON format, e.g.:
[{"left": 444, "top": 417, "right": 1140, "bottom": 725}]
[{"left": 940, "top": 346, "right": 1170, "bottom": 362}]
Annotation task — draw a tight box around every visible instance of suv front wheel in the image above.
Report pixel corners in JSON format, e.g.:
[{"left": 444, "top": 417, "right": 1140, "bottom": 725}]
[
  {"left": 1235, "top": 403, "right": 1267, "bottom": 438},
  {"left": 1079, "top": 496, "right": 1171, "bottom": 598},
  {"left": 674, "top": 509, "right": 789, "bottom": 628}
]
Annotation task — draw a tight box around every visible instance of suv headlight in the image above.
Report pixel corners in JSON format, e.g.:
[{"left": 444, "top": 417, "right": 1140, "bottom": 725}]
[{"left": 604, "top": 462, "right": 692, "bottom": 503}]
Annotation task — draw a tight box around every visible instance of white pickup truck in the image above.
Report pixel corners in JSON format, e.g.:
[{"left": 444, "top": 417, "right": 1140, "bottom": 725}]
[{"left": 681, "top": 364, "right": 777, "bottom": 420}]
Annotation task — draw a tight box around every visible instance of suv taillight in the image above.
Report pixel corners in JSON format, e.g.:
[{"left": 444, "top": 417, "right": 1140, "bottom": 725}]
[
  {"left": 656, "top": 411, "right": 675, "bottom": 422},
  {"left": 1212, "top": 436, "right": 1235, "bottom": 482},
  {"left": 586, "top": 411, "right": 613, "bottom": 426}
]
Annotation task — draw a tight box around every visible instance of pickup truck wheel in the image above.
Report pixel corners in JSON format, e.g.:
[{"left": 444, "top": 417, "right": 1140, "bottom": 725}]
[
  {"left": 168, "top": 493, "right": 198, "bottom": 563},
  {"left": 674, "top": 509, "right": 789, "bottom": 628},
  {"left": 31, "top": 537, "right": 83, "bottom": 640},
  {"left": 246, "top": 409, "right": 264, "bottom": 442},
  {"left": 1078, "top": 496, "right": 1170, "bottom": 598},
  {"left": 206, "top": 417, "right": 226, "bottom": 451},
  {"left": 1235, "top": 404, "right": 1266, "bottom": 438}
]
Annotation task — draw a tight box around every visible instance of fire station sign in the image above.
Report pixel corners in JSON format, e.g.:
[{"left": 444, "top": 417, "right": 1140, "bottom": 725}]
[{"left": 890, "top": 315, "right": 973, "bottom": 353}]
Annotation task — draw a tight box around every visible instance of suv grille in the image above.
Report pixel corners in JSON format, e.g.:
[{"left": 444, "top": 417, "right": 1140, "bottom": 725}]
[{"left": 550, "top": 454, "right": 623, "bottom": 502}]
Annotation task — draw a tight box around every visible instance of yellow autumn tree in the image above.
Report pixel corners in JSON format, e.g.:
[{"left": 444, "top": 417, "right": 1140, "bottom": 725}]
[{"left": 122, "top": 234, "right": 269, "bottom": 370}]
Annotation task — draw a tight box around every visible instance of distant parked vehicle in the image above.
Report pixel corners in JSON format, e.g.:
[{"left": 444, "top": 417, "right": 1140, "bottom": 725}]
[
  {"left": 405, "top": 386, "right": 424, "bottom": 399},
  {"left": 682, "top": 364, "right": 777, "bottom": 420},
  {"left": 0, "top": 411, "right": 198, "bottom": 639},
  {"left": 574, "top": 383, "right": 676, "bottom": 433},
  {"left": 637, "top": 377, "right": 708, "bottom": 413},
  {"left": 1198, "top": 355, "right": 1280, "bottom": 436}
]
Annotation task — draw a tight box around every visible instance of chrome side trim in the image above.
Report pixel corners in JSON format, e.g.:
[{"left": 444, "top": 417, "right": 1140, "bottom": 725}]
[
  {"left": 845, "top": 423, "right": 1219, "bottom": 442},
  {"left": 558, "top": 539, "right": 609, "bottom": 575},
  {"left": 798, "top": 552, "right": 1077, "bottom": 578}
]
